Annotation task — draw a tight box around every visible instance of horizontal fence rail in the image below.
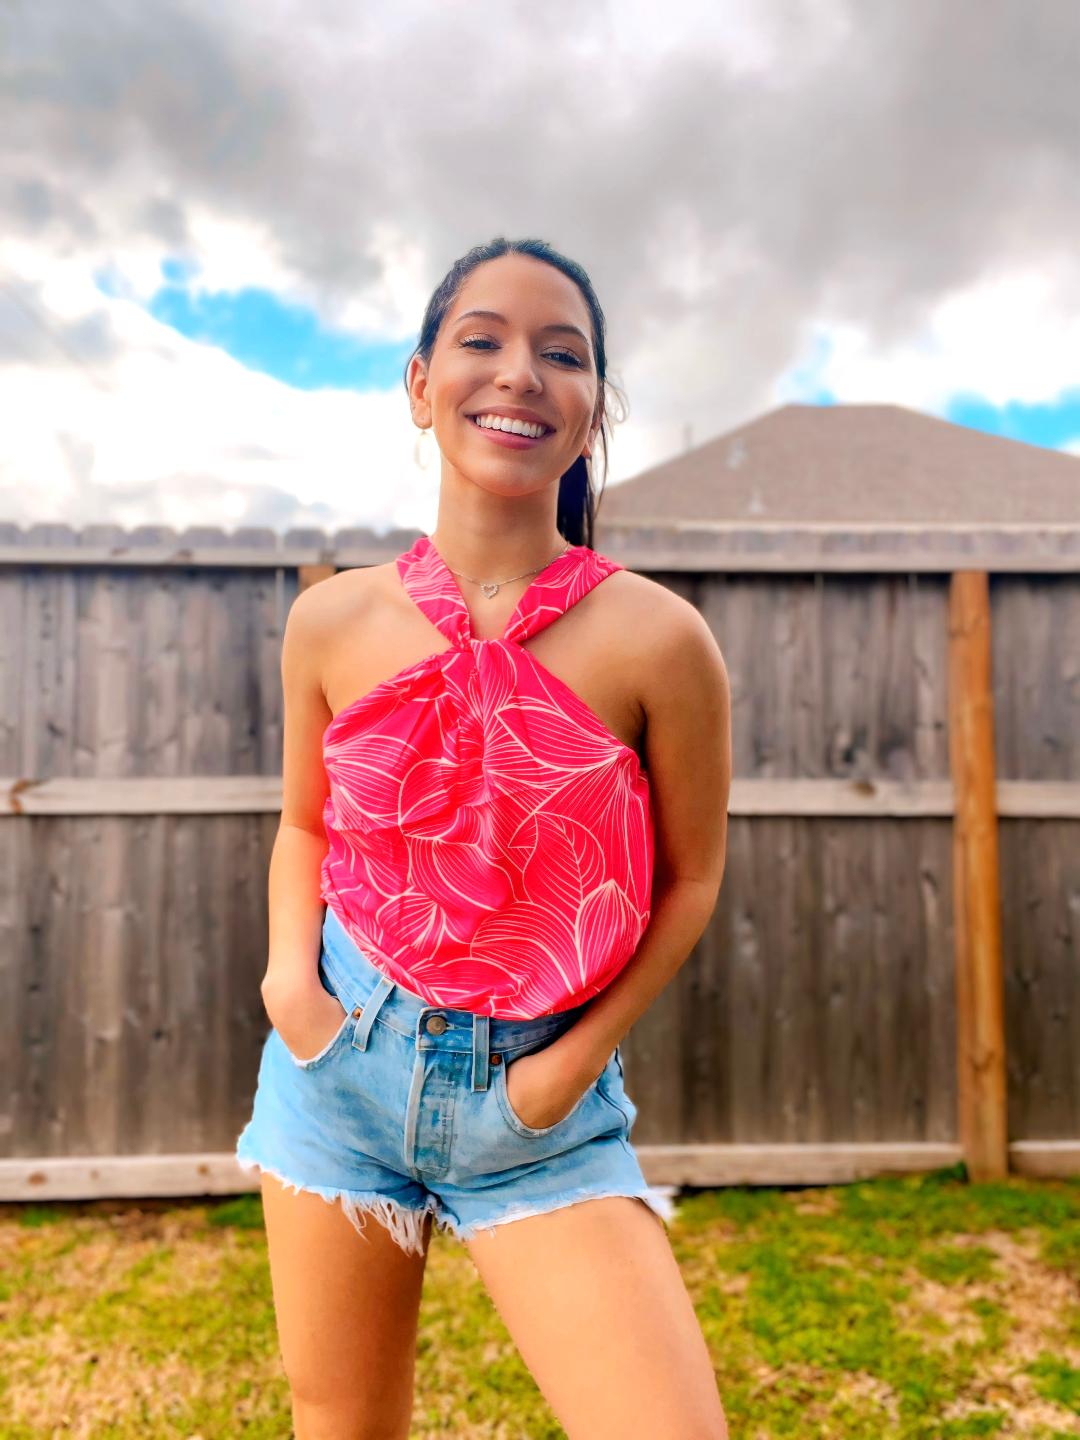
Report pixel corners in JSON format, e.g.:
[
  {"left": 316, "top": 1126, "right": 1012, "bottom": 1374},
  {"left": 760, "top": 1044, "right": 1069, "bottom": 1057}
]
[
  {"left": 2, "top": 518, "right": 1079, "bottom": 571},
  {"left": 3, "top": 775, "right": 1077, "bottom": 817},
  {"left": 2, "top": 1140, "right": 1076, "bottom": 1205}
]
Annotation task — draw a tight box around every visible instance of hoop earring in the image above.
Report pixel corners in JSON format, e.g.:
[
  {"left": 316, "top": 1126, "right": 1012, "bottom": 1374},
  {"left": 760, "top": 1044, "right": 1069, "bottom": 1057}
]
[{"left": 413, "top": 425, "right": 436, "bottom": 471}]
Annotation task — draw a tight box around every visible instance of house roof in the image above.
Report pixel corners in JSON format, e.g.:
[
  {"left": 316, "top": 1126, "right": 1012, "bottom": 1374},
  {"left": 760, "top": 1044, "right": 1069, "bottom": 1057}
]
[{"left": 597, "top": 402, "right": 1080, "bottom": 525}]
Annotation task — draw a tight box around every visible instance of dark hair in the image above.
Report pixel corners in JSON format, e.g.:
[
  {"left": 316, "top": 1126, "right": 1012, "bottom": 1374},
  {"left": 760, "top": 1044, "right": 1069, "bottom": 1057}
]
[{"left": 402, "top": 237, "right": 626, "bottom": 550}]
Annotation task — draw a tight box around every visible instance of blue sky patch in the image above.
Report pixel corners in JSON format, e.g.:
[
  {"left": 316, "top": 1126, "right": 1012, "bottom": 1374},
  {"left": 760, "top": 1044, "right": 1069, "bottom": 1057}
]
[
  {"left": 776, "top": 325, "right": 1080, "bottom": 450},
  {"left": 122, "top": 259, "right": 417, "bottom": 390},
  {"left": 774, "top": 329, "right": 837, "bottom": 406},
  {"left": 944, "top": 390, "right": 1080, "bottom": 451}
]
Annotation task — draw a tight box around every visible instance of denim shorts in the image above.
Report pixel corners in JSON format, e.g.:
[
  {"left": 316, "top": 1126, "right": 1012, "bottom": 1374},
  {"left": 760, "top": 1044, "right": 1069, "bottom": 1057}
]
[{"left": 235, "top": 905, "right": 678, "bottom": 1257}]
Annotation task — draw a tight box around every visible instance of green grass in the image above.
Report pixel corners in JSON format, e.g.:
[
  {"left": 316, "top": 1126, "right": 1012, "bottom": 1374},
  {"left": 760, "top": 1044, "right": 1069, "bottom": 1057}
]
[{"left": 1, "top": 1168, "right": 1077, "bottom": 1437}]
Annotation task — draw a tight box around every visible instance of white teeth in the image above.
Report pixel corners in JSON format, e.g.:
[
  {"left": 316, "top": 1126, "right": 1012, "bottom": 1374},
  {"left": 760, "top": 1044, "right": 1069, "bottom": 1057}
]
[{"left": 471, "top": 414, "right": 548, "bottom": 438}]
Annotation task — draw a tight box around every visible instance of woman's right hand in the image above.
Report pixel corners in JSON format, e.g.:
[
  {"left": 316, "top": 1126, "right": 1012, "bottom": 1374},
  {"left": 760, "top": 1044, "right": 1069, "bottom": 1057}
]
[{"left": 261, "top": 974, "right": 350, "bottom": 1065}]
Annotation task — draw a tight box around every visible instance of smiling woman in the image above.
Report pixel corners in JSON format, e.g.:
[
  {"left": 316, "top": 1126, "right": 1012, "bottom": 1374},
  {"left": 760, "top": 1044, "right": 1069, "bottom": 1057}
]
[
  {"left": 401, "top": 238, "right": 625, "bottom": 549},
  {"left": 236, "top": 236, "right": 732, "bottom": 1440}
]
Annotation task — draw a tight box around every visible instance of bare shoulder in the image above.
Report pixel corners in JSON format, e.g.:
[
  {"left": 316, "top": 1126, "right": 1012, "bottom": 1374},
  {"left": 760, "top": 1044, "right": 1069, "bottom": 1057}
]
[
  {"left": 286, "top": 560, "right": 400, "bottom": 655},
  {"left": 284, "top": 561, "right": 400, "bottom": 696},
  {"left": 291, "top": 561, "right": 393, "bottom": 627},
  {"left": 601, "top": 566, "right": 728, "bottom": 711}
]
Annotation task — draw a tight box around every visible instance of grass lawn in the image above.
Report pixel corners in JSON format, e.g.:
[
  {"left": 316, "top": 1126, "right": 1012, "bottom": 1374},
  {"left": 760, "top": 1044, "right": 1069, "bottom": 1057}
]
[{"left": 1, "top": 1165, "right": 1077, "bottom": 1437}]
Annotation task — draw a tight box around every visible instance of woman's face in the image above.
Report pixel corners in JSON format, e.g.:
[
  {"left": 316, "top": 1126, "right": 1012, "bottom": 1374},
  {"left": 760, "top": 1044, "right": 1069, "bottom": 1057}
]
[{"left": 408, "top": 253, "right": 601, "bottom": 498}]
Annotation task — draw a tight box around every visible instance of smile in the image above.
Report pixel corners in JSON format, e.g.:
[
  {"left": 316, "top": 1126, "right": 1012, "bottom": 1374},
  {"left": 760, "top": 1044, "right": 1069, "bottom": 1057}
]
[{"left": 469, "top": 415, "right": 553, "bottom": 449}]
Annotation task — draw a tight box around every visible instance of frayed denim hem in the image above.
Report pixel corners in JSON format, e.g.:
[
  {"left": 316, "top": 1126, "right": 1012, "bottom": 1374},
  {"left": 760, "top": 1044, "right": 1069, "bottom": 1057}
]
[
  {"left": 236, "top": 1152, "right": 440, "bottom": 1259},
  {"left": 436, "top": 1182, "right": 681, "bottom": 1244}
]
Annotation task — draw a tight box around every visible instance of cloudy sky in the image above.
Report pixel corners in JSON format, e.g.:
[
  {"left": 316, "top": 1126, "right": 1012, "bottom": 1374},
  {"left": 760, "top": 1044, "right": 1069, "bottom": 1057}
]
[{"left": 3, "top": 0, "right": 1079, "bottom": 537}]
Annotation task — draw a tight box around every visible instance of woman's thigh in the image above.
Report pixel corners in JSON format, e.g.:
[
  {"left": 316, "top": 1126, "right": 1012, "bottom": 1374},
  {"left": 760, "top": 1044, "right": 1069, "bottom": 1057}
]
[
  {"left": 465, "top": 1194, "right": 728, "bottom": 1439},
  {"left": 260, "top": 1172, "right": 433, "bottom": 1435}
]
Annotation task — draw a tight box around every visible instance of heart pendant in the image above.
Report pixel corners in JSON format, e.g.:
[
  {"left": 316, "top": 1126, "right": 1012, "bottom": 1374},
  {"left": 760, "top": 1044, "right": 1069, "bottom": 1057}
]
[{"left": 480, "top": 582, "right": 500, "bottom": 598}]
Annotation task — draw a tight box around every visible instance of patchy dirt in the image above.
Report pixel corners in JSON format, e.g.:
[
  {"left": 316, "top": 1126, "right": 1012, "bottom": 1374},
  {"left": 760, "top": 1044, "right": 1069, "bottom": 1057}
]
[
  {"left": 897, "top": 1229, "right": 1077, "bottom": 1357},
  {"left": 788, "top": 1190, "right": 843, "bottom": 1219},
  {"left": 895, "top": 1228, "right": 1080, "bottom": 1434},
  {"left": 737, "top": 1360, "right": 903, "bottom": 1437}
]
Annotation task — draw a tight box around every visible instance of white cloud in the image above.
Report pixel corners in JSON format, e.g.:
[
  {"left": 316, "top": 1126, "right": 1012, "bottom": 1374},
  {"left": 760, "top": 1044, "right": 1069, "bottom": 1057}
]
[
  {"left": 778, "top": 254, "right": 1080, "bottom": 412},
  {"left": 0, "top": 240, "right": 434, "bottom": 533}
]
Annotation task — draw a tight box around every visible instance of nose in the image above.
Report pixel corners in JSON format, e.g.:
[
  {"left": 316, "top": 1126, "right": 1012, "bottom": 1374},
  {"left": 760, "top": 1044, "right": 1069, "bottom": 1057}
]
[{"left": 494, "top": 340, "right": 542, "bottom": 394}]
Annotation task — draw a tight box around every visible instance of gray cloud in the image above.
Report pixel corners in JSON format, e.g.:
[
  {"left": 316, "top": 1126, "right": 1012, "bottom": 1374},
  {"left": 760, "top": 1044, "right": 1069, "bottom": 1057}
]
[
  {"left": 2, "top": 0, "right": 1079, "bottom": 431},
  {"left": 0, "top": 277, "right": 121, "bottom": 372}
]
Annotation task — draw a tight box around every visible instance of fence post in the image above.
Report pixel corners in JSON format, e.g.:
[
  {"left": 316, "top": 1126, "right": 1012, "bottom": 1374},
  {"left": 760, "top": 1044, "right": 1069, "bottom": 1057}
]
[
  {"left": 298, "top": 563, "right": 336, "bottom": 593},
  {"left": 947, "top": 569, "right": 1008, "bottom": 1180}
]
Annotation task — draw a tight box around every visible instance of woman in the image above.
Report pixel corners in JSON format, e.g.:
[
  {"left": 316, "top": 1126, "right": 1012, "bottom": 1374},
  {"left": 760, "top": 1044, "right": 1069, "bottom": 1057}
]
[{"left": 236, "top": 237, "right": 731, "bottom": 1439}]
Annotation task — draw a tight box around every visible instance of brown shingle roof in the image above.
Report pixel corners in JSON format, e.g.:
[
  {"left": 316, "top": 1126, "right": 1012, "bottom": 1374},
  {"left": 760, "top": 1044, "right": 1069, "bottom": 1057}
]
[{"left": 598, "top": 402, "right": 1080, "bottom": 525}]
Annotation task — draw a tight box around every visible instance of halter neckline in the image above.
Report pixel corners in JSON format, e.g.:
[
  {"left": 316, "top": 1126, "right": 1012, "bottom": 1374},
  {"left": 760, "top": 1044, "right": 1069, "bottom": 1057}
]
[{"left": 397, "top": 533, "right": 594, "bottom": 648}]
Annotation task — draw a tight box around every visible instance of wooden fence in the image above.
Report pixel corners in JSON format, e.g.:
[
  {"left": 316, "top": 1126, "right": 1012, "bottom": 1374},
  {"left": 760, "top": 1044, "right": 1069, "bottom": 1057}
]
[{"left": 1, "top": 519, "right": 1077, "bottom": 1201}]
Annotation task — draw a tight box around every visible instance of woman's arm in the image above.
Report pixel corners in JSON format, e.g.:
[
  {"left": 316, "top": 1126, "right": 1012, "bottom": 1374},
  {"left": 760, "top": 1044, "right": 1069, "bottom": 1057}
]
[
  {"left": 260, "top": 582, "right": 334, "bottom": 1005},
  {"left": 548, "top": 589, "right": 732, "bottom": 1083}
]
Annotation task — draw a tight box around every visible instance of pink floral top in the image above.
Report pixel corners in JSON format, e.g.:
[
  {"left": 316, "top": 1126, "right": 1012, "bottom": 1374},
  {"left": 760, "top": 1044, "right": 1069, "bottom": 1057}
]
[{"left": 319, "top": 533, "right": 654, "bottom": 1018}]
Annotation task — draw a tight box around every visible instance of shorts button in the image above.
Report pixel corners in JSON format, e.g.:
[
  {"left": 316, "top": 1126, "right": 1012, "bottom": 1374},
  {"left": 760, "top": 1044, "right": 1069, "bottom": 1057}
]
[
  {"left": 425, "top": 1014, "right": 448, "bottom": 1035},
  {"left": 490, "top": 1053, "right": 502, "bottom": 1065},
  {"left": 351, "top": 1007, "right": 363, "bottom": 1018}
]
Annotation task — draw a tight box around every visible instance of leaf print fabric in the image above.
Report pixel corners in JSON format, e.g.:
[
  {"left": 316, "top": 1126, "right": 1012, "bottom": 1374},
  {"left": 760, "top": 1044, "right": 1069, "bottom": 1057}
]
[{"left": 318, "top": 533, "right": 654, "bottom": 1019}]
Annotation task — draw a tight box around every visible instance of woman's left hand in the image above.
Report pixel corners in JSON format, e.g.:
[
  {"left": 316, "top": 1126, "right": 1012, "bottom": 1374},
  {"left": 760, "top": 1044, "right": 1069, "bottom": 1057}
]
[{"left": 504, "top": 1047, "right": 604, "bottom": 1130}]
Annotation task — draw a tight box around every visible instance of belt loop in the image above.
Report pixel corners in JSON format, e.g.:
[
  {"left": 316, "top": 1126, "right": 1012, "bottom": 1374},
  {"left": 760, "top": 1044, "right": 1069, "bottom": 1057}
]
[
  {"left": 350, "top": 976, "right": 395, "bottom": 1052},
  {"left": 471, "top": 1013, "right": 490, "bottom": 1090}
]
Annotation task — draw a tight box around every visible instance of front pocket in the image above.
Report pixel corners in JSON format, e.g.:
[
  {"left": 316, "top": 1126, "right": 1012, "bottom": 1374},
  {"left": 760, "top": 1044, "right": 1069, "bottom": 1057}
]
[
  {"left": 278, "top": 1002, "right": 354, "bottom": 1070},
  {"left": 277, "top": 958, "right": 357, "bottom": 1071},
  {"left": 494, "top": 1054, "right": 599, "bottom": 1137}
]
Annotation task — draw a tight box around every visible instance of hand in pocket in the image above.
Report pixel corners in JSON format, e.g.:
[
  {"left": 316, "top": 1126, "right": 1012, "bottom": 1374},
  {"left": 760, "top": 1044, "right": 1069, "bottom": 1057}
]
[
  {"left": 505, "top": 1047, "right": 599, "bottom": 1130},
  {"left": 268, "top": 984, "right": 349, "bottom": 1066}
]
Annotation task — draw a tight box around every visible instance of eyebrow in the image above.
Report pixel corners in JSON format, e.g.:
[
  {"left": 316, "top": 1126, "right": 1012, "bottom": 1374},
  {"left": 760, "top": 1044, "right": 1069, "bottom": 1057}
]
[{"left": 451, "top": 308, "right": 591, "bottom": 348}]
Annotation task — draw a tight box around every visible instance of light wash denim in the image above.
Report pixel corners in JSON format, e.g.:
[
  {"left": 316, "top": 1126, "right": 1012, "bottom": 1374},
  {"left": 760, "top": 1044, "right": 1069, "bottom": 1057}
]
[{"left": 235, "top": 904, "right": 678, "bottom": 1256}]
